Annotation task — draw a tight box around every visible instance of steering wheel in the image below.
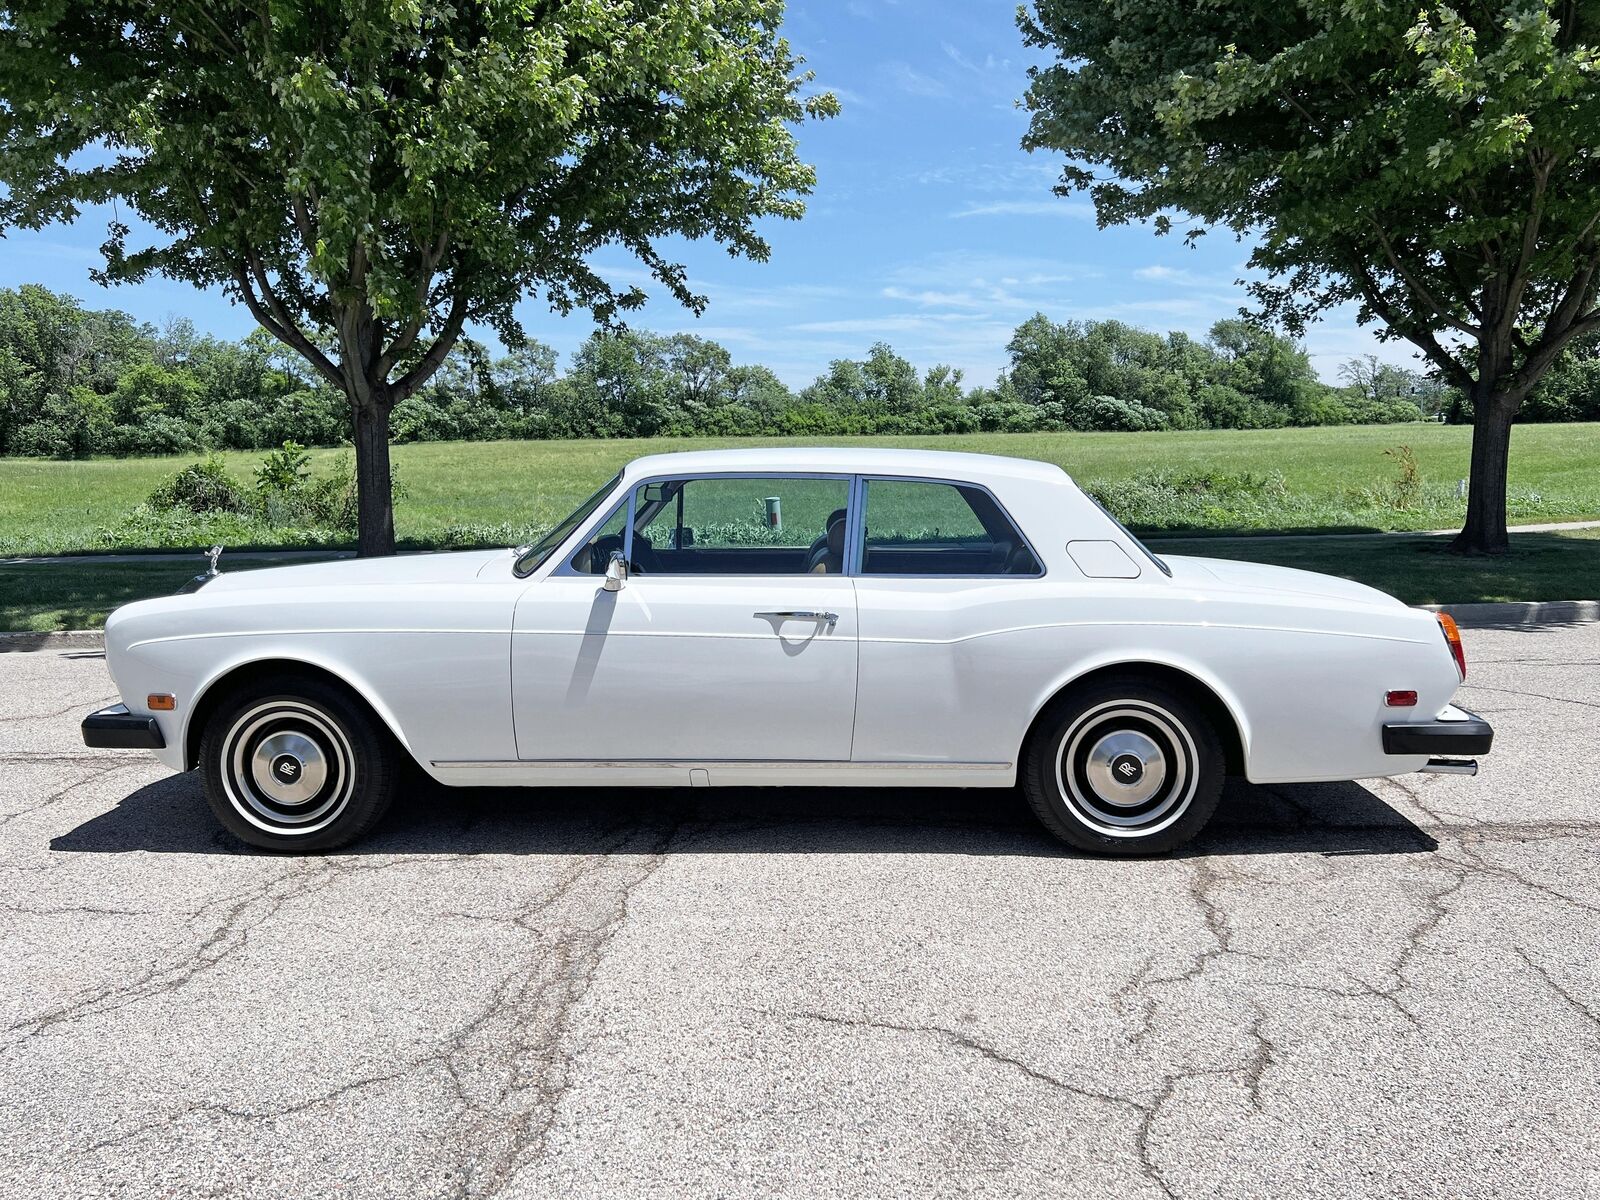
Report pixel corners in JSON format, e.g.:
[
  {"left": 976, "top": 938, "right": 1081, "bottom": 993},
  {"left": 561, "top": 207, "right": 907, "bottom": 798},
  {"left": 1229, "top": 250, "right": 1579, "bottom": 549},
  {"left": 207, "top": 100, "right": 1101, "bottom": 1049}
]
[{"left": 585, "top": 532, "right": 653, "bottom": 575}]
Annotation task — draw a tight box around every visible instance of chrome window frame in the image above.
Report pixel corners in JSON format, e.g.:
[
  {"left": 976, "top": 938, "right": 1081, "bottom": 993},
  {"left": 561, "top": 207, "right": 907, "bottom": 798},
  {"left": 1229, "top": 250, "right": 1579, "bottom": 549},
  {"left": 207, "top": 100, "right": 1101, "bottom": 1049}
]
[{"left": 848, "top": 474, "right": 1047, "bottom": 580}]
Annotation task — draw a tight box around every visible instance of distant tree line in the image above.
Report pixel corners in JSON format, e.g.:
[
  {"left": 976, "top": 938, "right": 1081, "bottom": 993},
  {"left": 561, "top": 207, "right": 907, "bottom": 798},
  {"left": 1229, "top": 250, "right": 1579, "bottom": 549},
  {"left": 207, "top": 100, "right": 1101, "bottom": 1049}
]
[{"left": 3, "top": 284, "right": 1597, "bottom": 459}]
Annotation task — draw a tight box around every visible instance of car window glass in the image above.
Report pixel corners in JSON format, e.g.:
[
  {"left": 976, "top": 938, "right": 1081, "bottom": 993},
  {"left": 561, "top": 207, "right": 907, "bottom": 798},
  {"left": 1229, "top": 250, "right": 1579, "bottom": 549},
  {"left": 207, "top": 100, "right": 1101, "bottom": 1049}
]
[
  {"left": 570, "top": 502, "right": 629, "bottom": 575},
  {"left": 633, "top": 477, "right": 851, "bottom": 575},
  {"left": 861, "top": 479, "right": 1040, "bottom": 576},
  {"left": 515, "top": 472, "right": 621, "bottom": 575}
]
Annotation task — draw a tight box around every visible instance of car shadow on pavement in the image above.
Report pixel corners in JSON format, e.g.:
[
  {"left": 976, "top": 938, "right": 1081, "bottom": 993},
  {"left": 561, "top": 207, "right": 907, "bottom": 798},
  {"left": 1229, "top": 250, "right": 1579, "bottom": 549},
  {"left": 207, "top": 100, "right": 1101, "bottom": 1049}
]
[{"left": 50, "top": 772, "right": 1436, "bottom": 859}]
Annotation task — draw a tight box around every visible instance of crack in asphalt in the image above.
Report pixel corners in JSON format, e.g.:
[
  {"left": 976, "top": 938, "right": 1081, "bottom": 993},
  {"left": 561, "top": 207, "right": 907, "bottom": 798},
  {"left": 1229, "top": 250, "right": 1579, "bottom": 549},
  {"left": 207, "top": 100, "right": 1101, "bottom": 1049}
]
[
  {"left": 0, "top": 752, "right": 126, "bottom": 765},
  {"left": 48, "top": 829, "right": 682, "bottom": 1190},
  {"left": 0, "top": 758, "right": 141, "bottom": 828},
  {"left": 0, "top": 694, "right": 116, "bottom": 724},
  {"left": 788, "top": 1007, "right": 1287, "bottom": 1200},
  {"left": 84, "top": 1062, "right": 434, "bottom": 1154},
  {"left": 1459, "top": 682, "right": 1600, "bottom": 711},
  {"left": 426, "top": 819, "right": 682, "bottom": 1200},
  {"left": 1515, "top": 947, "right": 1600, "bottom": 1035},
  {"left": 1, "top": 857, "right": 345, "bottom": 1050}
]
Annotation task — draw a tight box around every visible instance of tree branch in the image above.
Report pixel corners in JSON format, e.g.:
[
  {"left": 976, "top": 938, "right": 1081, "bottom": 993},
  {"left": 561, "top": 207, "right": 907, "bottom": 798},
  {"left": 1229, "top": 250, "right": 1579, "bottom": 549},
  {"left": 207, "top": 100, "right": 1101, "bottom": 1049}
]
[
  {"left": 1367, "top": 220, "right": 1482, "bottom": 340},
  {"left": 391, "top": 293, "right": 470, "bottom": 402},
  {"left": 234, "top": 258, "right": 344, "bottom": 391},
  {"left": 1349, "top": 255, "right": 1473, "bottom": 390}
]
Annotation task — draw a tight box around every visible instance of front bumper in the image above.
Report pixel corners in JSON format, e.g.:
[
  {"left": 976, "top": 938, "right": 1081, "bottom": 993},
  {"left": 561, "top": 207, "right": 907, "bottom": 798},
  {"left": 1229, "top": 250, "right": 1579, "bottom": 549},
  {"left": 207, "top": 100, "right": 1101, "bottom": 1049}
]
[
  {"left": 81, "top": 704, "right": 166, "bottom": 750},
  {"left": 1382, "top": 705, "right": 1493, "bottom": 757}
]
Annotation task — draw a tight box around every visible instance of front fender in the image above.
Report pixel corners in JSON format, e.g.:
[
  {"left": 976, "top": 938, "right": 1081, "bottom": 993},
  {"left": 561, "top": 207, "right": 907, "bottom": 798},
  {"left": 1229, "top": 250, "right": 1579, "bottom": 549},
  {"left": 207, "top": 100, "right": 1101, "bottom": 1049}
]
[{"left": 177, "top": 643, "right": 421, "bottom": 771}]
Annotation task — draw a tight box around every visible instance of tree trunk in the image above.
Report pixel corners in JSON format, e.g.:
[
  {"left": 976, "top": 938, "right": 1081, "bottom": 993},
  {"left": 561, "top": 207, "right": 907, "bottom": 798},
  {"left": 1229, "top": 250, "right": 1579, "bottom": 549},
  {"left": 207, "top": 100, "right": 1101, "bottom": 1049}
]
[
  {"left": 353, "top": 398, "right": 396, "bottom": 557},
  {"left": 1448, "top": 387, "right": 1518, "bottom": 556}
]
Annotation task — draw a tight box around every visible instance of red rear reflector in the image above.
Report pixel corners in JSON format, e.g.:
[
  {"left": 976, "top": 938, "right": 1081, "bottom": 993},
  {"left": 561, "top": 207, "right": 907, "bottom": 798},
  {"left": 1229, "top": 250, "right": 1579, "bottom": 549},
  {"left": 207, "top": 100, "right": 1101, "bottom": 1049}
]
[
  {"left": 1435, "top": 613, "right": 1467, "bottom": 681},
  {"left": 1385, "top": 690, "right": 1418, "bottom": 708},
  {"left": 147, "top": 693, "right": 176, "bottom": 711}
]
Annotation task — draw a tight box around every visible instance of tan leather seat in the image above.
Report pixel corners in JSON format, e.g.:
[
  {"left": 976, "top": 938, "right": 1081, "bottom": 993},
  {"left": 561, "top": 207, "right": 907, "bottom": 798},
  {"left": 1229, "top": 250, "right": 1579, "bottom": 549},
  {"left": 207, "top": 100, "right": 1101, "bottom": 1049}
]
[{"left": 807, "top": 514, "right": 846, "bottom": 574}]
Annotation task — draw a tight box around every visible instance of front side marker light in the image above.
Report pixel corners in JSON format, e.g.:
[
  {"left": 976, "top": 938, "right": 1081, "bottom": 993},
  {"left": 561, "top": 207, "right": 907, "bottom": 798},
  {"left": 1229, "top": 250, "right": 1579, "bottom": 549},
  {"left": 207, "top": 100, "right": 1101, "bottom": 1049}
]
[{"left": 147, "top": 693, "right": 176, "bottom": 711}]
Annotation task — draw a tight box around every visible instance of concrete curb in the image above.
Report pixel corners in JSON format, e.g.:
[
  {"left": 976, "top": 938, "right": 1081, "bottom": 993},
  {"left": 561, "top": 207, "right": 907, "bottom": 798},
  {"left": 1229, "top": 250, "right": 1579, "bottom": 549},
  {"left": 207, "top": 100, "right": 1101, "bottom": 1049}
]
[
  {"left": 1424, "top": 599, "right": 1600, "bottom": 630},
  {"left": 0, "top": 630, "right": 108, "bottom": 653},
  {"left": 3, "top": 599, "right": 1594, "bottom": 651}
]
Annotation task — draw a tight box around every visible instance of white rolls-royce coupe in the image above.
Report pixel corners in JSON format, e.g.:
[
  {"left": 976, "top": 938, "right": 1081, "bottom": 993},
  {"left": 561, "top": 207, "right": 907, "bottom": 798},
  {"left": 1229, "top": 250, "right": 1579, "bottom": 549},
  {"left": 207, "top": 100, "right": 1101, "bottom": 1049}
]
[{"left": 82, "top": 448, "right": 1491, "bottom": 854}]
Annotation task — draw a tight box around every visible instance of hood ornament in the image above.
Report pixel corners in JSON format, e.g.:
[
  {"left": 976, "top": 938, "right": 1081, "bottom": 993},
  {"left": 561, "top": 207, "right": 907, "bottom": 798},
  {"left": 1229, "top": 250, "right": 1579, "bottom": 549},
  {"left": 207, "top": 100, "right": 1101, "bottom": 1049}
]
[{"left": 178, "top": 546, "right": 225, "bottom": 595}]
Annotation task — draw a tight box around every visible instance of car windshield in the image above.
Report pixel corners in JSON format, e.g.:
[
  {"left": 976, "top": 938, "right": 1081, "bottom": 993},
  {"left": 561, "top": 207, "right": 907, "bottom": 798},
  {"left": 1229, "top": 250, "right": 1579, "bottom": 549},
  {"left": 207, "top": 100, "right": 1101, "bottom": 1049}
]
[
  {"left": 514, "top": 473, "right": 622, "bottom": 576},
  {"left": 1087, "top": 493, "right": 1171, "bottom": 577}
]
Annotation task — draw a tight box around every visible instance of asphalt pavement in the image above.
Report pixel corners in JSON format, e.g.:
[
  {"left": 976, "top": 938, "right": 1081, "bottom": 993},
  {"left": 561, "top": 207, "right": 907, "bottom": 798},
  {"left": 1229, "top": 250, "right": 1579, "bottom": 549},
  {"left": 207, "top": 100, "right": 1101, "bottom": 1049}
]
[{"left": 1, "top": 626, "right": 1597, "bottom": 1199}]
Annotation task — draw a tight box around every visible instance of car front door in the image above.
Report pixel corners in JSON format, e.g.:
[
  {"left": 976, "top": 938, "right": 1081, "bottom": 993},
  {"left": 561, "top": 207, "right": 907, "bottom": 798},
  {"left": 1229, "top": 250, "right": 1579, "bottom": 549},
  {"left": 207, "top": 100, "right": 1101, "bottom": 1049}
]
[{"left": 511, "top": 474, "right": 858, "bottom": 765}]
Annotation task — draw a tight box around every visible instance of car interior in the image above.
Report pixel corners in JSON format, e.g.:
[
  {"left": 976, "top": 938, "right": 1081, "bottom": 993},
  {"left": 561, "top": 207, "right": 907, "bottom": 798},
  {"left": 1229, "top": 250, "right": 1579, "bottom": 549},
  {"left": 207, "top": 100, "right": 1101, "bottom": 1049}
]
[{"left": 570, "top": 476, "right": 1041, "bottom": 577}]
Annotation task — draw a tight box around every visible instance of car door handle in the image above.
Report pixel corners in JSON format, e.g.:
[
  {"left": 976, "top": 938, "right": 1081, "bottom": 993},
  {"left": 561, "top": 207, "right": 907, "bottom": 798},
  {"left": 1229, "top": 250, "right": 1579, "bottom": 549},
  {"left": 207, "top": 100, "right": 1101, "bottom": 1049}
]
[{"left": 755, "top": 610, "right": 839, "bottom": 629}]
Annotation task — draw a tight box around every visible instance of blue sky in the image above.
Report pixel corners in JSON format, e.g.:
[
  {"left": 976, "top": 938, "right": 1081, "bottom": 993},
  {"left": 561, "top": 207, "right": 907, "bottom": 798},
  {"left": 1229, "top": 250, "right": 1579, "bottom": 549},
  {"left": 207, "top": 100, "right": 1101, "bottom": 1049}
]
[{"left": 0, "top": 0, "right": 1411, "bottom": 390}]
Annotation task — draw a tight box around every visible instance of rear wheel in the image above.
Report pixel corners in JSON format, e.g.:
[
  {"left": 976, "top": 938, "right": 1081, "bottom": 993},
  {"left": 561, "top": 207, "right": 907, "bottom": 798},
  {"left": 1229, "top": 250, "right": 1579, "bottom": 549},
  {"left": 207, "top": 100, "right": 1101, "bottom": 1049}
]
[
  {"left": 199, "top": 677, "right": 397, "bottom": 852},
  {"left": 1022, "top": 676, "right": 1224, "bottom": 855}
]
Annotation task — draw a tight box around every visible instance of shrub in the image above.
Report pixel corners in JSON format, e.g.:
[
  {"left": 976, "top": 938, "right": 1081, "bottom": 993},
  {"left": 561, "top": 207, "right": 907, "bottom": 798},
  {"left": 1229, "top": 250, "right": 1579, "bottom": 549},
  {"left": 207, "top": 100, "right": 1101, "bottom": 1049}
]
[
  {"left": 148, "top": 454, "right": 248, "bottom": 514},
  {"left": 1381, "top": 446, "right": 1422, "bottom": 510}
]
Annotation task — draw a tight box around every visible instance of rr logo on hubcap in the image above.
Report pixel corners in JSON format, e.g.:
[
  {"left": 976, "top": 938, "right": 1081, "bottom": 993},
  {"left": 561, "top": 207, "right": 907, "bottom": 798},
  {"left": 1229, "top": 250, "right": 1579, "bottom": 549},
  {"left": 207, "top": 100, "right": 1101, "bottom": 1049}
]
[
  {"left": 270, "top": 754, "right": 302, "bottom": 783},
  {"left": 1109, "top": 753, "right": 1145, "bottom": 785}
]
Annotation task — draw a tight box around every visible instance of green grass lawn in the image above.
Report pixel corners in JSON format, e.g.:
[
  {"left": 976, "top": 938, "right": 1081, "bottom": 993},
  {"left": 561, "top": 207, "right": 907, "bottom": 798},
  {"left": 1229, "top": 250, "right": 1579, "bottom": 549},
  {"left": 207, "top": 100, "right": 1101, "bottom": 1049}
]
[
  {"left": 2, "top": 528, "right": 1594, "bottom": 632},
  {"left": 3, "top": 423, "right": 1599, "bottom": 557},
  {"left": 0, "top": 556, "right": 313, "bottom": 632},
  {"left": 1148, "top": 528, "right": 1600, "bottom": 606}
]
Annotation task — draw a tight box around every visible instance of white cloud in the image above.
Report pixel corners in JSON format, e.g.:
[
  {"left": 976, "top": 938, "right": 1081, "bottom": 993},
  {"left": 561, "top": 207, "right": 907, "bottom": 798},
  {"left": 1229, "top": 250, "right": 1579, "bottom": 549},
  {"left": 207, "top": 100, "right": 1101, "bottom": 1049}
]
[
  {"left": 881, "top": 286, "right": 992, "bottom": 309},
  {"left": 950, "top": 200, "right": 1094, "bottom": 220},
  {"left": 884, "top": 62, "right": 949, "bottom": 98},
  {"left": 1133, "top": 264, "right": 1204, "bottom": 284}
]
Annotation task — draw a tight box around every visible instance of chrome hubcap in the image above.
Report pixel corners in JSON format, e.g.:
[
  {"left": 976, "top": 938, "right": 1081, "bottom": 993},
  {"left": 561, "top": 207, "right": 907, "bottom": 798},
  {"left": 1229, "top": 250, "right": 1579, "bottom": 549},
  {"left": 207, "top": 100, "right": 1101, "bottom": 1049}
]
[
  {"left": 1055, "top": 700, "right": 1198, "bottom": 838},
  {"left": 222, "top": 701, "right": 354, "bottom": 835},
  {"left": 251, "top": 731, "right": 328, "bottom": 805},
  {"left": 1084, "top": 729, "right": 1167, "bottom": 806}
]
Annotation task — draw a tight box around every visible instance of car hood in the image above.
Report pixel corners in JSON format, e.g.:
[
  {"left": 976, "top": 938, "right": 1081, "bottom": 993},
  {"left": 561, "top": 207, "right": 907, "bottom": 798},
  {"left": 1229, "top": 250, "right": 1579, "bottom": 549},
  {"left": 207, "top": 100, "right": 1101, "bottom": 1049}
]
[
  {"left": 1162, "top": 554, "right": 1407, "bottom": 610},
  {"left": 199, "top": 549, "right": 512, "bottom": 593}
]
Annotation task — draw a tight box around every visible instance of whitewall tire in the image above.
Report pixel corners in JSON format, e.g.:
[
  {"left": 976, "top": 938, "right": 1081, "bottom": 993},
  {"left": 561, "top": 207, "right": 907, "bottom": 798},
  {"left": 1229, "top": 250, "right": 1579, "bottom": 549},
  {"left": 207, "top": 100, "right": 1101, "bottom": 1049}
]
[
  {"left": 1023, "top": 676, "right": 1224, "bottom": 855},
  {"left": 200, "top": 677, "right": 398, "bottom": 851}
]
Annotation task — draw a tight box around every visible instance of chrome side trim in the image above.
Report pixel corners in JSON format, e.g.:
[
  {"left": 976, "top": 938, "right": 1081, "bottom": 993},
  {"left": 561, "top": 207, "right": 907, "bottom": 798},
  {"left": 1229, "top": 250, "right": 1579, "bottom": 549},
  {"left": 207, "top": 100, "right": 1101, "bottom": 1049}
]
[{"left": 430, "top": 758, "right": 1013, "bottom": 771}]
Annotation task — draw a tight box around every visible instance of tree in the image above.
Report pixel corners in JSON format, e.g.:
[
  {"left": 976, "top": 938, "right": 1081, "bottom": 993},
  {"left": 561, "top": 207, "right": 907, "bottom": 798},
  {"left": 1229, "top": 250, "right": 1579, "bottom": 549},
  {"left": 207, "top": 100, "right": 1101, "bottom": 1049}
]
[
  {"left": 0, "top": 3, "right": 835, "bottom": 554},
  {"left": 1022, "top": 1, "right": 1600, "bottom": 552},
  {"left": 802, "top": 344, "right": 925, "bottom": 419}
]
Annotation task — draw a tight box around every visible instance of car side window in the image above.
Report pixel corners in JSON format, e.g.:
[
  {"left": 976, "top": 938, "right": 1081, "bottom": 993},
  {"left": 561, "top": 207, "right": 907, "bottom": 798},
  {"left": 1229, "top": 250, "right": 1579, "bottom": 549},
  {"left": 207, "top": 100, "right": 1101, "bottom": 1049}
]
[
  {"left": 569, "top": 503, "right": 629, "bottom": 575},
  {"left": 632, "top": 476, "right": 851, "bottom": 575},
  {"left": 861, "top": 479, "right": 1041, "bottom": 576}
]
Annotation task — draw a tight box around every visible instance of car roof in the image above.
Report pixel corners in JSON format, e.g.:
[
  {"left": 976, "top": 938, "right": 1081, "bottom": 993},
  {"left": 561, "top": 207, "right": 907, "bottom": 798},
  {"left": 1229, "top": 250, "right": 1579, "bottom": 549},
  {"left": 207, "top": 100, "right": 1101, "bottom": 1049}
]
[{"left": 622, "top": 446, "right": 1072, "bottom": 486}]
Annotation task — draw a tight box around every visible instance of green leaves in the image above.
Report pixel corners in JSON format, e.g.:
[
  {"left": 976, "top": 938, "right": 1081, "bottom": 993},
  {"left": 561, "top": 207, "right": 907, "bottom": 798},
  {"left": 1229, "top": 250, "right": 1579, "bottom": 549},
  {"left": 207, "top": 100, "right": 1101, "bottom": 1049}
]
[
  {"left": 1021, "top": 0, "right": 1600, "bottom": 378},
  {"left": 0, "top": 0, "right": 832, "bottom": 395}
]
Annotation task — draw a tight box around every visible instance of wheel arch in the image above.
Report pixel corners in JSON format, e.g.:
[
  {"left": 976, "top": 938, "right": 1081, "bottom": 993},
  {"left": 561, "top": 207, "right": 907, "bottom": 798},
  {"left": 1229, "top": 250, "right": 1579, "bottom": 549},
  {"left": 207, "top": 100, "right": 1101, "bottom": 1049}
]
[
  {"left": 1022, "top": 658, "right": 1250, "bottom": 777},
  {"left": 183, "top": 655, "right": 417, "bottom": 772}
]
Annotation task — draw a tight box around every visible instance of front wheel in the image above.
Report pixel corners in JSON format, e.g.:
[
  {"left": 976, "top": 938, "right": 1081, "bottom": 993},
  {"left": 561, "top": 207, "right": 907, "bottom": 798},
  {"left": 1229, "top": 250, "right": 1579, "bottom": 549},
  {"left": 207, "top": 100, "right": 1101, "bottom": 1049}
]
[
  {"left": 199, "top": 677, "right": 398, "bottom": 852},
  {"left": 1022, "top": 676, "right": 1224, "bottom": 855}
]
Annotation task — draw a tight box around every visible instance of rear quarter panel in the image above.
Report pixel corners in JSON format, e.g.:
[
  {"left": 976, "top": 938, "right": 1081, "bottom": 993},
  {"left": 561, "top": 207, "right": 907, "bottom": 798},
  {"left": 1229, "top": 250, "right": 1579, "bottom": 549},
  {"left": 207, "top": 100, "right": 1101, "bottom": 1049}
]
[{"left": 852, "top": 577, "right": 1456, "bottom": 782}]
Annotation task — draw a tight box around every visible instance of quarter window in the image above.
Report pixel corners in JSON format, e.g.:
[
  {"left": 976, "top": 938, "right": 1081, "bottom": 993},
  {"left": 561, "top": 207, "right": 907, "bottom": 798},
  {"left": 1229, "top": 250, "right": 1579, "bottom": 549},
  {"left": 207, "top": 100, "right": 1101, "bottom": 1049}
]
[{"left": 860, "top": 479, "right": 1040, "bottom": 576}]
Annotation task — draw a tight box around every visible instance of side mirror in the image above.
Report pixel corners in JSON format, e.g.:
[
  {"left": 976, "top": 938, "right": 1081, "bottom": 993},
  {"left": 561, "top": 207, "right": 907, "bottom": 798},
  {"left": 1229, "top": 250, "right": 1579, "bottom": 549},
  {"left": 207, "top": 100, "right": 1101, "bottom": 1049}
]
[{"left": 603, "top": 549, "right": 628, "bottom": 592}]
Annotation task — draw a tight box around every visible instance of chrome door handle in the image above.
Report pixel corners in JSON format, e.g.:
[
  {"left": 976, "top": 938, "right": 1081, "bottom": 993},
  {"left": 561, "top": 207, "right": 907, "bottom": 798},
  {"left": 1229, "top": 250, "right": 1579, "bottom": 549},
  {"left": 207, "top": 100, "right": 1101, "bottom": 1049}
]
[{"left": 755, "top": 610, "right": 839, "bottom": 629}]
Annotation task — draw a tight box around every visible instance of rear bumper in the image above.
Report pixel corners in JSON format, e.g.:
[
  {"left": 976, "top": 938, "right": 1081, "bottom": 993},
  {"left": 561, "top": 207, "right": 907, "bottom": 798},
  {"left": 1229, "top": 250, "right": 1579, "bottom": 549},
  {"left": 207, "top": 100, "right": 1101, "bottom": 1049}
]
[
  {"left": 1382, "top": 705, "right": 1493, "bottom": 757},
  {"left": 81, "top": 704, "right": 166, "bottom": 750}
]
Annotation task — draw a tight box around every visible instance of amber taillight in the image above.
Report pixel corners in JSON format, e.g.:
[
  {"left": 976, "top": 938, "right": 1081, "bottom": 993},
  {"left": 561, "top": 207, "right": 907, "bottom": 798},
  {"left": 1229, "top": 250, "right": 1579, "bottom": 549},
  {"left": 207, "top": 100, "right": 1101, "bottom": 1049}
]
[{"left": 1436, "top": 613, "right": 1466, "bottom": 681}]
